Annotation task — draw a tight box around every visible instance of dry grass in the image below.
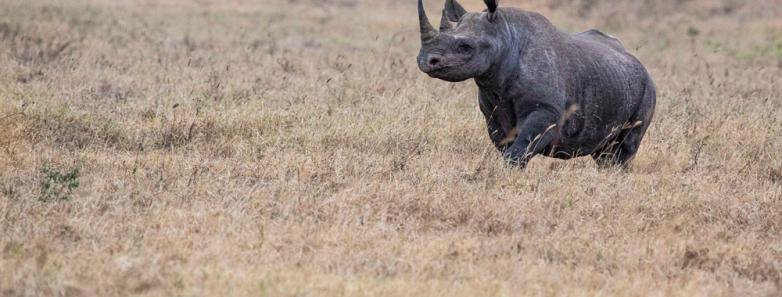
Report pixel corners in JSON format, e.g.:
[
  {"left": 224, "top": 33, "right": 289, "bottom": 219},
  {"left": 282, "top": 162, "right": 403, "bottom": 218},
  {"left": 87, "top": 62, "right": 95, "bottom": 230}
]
[{"left": 0, "top": 0, "right": 781, "bottom": 296}]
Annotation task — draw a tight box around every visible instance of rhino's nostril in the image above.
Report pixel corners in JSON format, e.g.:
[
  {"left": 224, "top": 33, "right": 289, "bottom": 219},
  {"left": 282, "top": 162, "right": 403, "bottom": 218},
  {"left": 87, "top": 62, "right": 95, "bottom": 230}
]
[{"left": 428, "top": 57, "right": 441, "bottom": 66}]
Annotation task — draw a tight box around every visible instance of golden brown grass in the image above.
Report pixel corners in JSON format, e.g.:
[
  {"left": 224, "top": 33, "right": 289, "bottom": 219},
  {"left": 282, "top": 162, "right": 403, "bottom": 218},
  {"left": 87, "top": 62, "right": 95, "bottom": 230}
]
[{"left": 1, "top": 0, "right": 780, "bottom": 296}]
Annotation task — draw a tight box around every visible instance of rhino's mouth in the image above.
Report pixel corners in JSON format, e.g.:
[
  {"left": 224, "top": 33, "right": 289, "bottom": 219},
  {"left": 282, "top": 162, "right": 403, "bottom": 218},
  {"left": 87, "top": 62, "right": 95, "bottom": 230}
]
[
  {"left": 427, "top": 66, "right": 473, "bottom": 82},
  {"left": 426, "top": 60, "right": 468, "bottom": 75},
  {"left": 421, "top": 60, "right": 458, "bottom": 74},
  {"left": 426, "top": 66, "right": 452, "bottom": 75}
]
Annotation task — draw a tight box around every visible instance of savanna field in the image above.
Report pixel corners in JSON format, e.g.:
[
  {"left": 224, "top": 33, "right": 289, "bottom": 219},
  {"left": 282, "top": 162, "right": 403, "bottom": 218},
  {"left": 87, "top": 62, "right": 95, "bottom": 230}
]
[{"left": 1, "top": 0, "right": 781, "bottom": 296}]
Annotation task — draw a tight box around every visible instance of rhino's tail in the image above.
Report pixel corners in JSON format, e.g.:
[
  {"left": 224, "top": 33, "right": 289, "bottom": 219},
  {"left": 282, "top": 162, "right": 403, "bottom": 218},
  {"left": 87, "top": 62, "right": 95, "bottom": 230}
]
[{"left": 636, "top": 75, "right": 656, "bottom": 132}]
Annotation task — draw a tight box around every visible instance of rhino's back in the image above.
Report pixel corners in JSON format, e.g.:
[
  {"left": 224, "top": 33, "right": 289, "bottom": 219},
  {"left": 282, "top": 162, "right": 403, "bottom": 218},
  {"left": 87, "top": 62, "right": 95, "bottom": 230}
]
[{"left": 574, "top": 29, "right": 626, "bottom": 53}]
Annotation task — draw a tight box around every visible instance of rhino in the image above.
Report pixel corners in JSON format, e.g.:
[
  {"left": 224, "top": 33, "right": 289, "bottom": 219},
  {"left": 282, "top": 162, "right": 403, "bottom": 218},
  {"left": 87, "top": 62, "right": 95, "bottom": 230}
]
[{"left": 416, "top": 0, "right": 656, "bottom": 168}]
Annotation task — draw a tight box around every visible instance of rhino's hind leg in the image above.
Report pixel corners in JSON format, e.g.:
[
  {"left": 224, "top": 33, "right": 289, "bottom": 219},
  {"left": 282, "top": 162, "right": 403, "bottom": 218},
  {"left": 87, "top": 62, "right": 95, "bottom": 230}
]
[
  {"left": 592, "top": 115, "right": 654, "bottom": 169},
  {"left": 593, "top": 80, "right": 656, "bottom": 169},
  {"left": 592, "top": 127, "right": 644, "bottom": 168}
]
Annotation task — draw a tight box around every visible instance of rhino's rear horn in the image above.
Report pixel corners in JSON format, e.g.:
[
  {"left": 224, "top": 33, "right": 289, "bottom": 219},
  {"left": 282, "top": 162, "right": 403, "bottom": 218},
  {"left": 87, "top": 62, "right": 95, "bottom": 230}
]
[
  {"left": 444, "top": 0, "right": 467, "bottom": 22},
  {"left": 418, "top": 0, "right": 438, "bottom": 42},
  {"left": 439, "top": 10, "right": 453, "bottom": 31}
]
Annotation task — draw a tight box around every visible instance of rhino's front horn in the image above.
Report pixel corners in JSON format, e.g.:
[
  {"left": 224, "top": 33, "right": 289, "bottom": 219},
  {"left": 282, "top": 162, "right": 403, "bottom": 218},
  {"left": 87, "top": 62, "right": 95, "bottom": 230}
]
[{"left": 418, "top": 0, "right": 438, "bottom": 42}]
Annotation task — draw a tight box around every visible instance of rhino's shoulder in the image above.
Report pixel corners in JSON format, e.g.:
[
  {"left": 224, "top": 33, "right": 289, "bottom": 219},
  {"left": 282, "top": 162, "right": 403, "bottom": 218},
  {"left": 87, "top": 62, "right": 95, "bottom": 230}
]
[{"left": 574, "top": 29, "right": 626, "bottom": 52}]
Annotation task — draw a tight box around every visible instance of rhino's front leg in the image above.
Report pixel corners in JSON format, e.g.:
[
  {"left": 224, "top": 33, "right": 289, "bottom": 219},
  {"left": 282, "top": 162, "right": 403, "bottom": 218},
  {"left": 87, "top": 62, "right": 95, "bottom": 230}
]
[
  {"left": 487, "top": 119, "right": 508, "bottom": 153},
  {"left": 479, "top": 92, "right": 511, "bottom": 153},
  {"left": 503, "top": 110, "right": 559, "bottom": 168}
]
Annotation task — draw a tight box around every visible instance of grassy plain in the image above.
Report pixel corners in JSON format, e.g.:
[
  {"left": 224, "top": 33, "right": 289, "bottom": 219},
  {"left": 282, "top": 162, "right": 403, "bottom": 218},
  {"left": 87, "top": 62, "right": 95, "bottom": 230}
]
[{"left": 1, "top": 0, "right": 781, "bottom": 296}]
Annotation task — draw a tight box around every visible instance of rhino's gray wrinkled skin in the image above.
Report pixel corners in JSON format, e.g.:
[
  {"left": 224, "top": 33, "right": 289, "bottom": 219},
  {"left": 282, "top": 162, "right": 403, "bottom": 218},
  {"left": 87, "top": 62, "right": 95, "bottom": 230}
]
[{"left": 417, "top": 0, "right": 656, "bottom": 168}]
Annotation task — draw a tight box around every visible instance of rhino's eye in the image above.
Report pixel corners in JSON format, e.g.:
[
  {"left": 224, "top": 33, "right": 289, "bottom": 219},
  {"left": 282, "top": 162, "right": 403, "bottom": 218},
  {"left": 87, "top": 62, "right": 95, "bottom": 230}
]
[{"left": 457, "top": 43, "right": 473, "bottom": 54}]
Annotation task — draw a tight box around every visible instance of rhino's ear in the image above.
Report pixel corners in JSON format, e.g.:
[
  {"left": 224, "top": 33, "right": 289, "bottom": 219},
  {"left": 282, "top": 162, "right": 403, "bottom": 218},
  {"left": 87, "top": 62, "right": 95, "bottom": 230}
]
[
  {"left": 443, "top": 0, "right": 467, "bottom": 22},
  {"left": 483, "top": 0, "right": 498, "bottom": 21}
]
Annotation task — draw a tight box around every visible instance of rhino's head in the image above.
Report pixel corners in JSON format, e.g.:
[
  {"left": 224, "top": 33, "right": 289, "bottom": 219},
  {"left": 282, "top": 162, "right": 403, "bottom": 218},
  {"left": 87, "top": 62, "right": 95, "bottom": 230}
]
[{"left": 417, "top": 0, "right": 503, "bottom": 82}]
